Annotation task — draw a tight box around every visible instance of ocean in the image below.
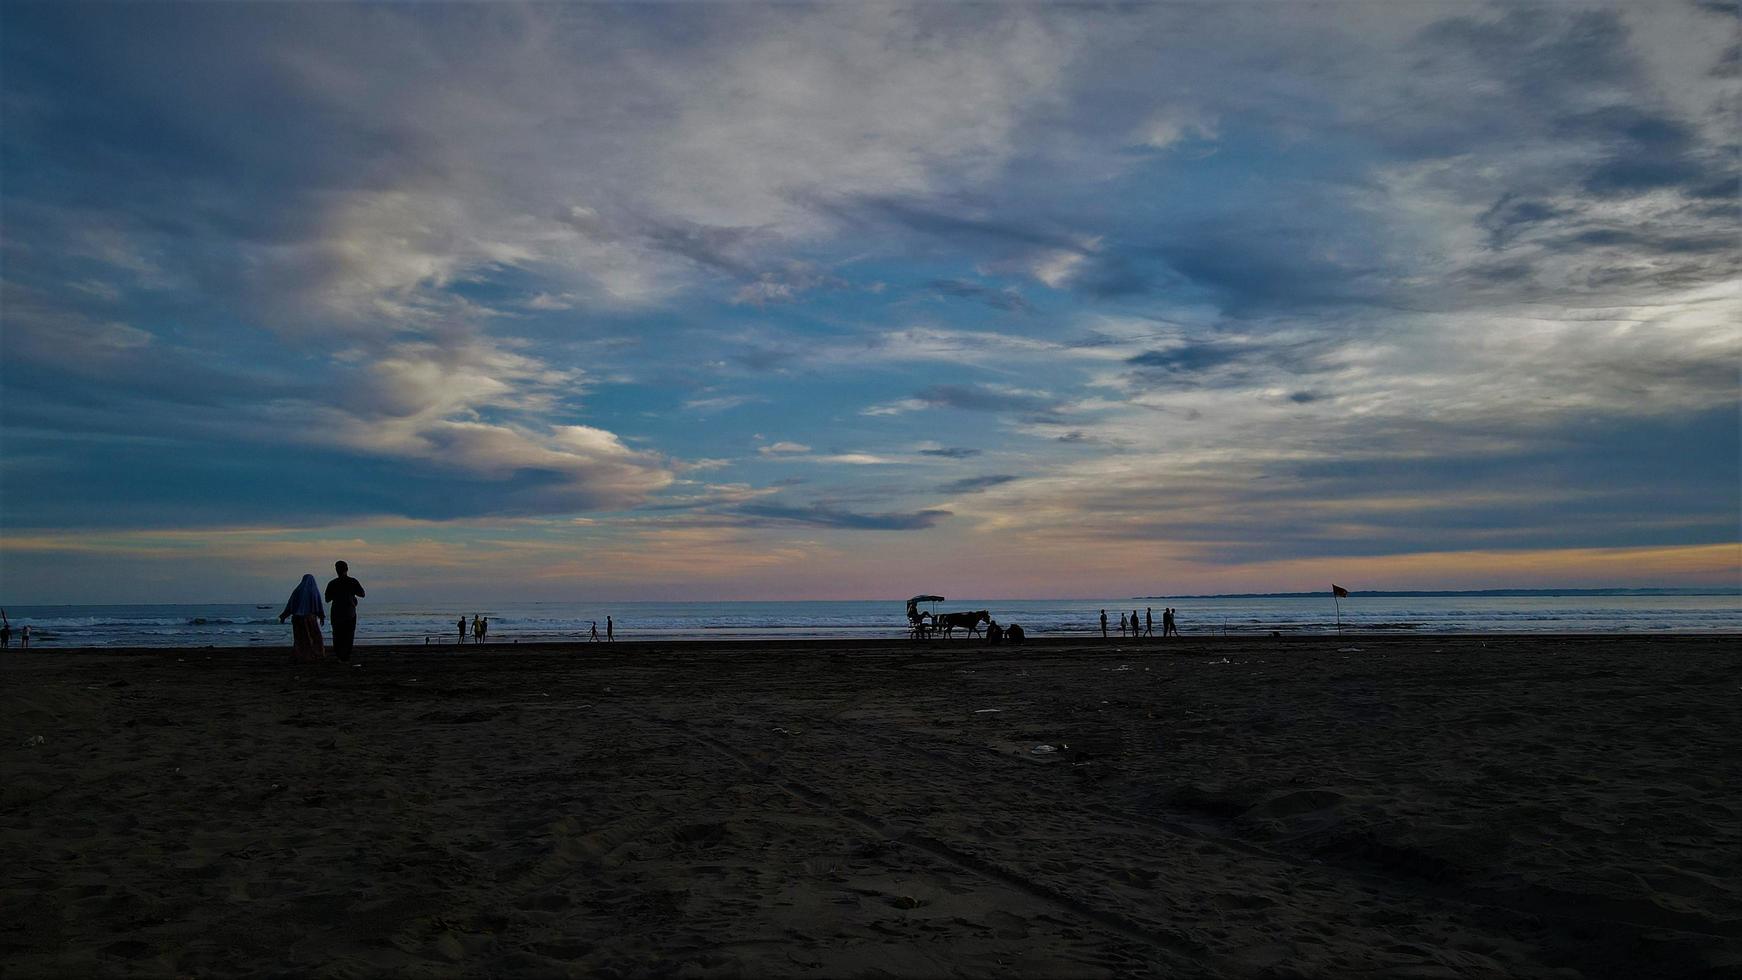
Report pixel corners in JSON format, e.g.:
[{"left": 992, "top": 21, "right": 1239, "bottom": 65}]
[{"left": 3, "top": 594, "right": 1739, "bottom": 648}]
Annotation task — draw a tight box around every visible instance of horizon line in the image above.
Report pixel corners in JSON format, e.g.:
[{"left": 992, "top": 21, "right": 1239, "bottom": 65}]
[{"left": 7, "top": 586, "right": 1740, "bottom": 609}]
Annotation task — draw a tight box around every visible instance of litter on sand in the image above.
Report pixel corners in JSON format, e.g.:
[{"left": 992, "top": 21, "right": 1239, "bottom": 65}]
[
  {"left": 974, "top": 708, "right": 1003, "bottom": 714},
  {"left": 1031, "top": 744, "right": 1058, "bottom": 754},
  {"left": 1337, "top": 647, "right": 1363, "bottom": 653}
]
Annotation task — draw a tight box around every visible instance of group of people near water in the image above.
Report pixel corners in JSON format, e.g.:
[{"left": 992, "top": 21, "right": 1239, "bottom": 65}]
[
  {"left": 1100, "top": 606, "right": 1180, "bottom": 639},
  {"left": 0, "top": 609, "right": 28, "bottom": 649},
  {"left": 278, "top": 561, "right": 366, "bottom": 663},
  {"left": 276, "top": 564, "right": 626, "bottom": 660},
  {"left": 457, "top": 614, "right": 489, "bottom": 644}
]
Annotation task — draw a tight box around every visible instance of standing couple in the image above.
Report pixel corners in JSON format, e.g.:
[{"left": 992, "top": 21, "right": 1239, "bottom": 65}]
[{"left": 279, "top": 561, "right": 366, "bottom": 664}]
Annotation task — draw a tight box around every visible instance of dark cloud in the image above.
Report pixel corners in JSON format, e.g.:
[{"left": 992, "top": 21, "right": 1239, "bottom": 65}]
[
  {"left": 1557, "top": 228, "right": 1733, "bottom": 255},
  {"left": 829, "top": 194, "right": 1082, "bottom": 253},
  {"left": 1029, "top": 406, "right": 1739, "bottom": 562},
  {"left": 918, "top": 447, "right": 981, "bottom": 458},
  {"left": 733, "top": 503, "right": 951, "bottom": 530},
  {"left": 1124, "top": 339, "right": 1332, "bottom": 391},
  {"left": 938, "top": 474, "right": 1018, "bottom": 494},
  {"left": 1127, "top": 343, "right": 1246, "bottom": 373},
  {"left": 925, "top": 279, "right": 1030, "bottom": 312},
  {"left": 643, "top": 221, "right": 763, "bottom": 276},
  {"left": 1479, "top": 194, "right": 1564, "bottom": 249},
  {"left": 1420, "top": 9, "right": 1734, "bottom": 205},
  {"left": 912, "top": 384, "right": 1056, "bottom": 414}
]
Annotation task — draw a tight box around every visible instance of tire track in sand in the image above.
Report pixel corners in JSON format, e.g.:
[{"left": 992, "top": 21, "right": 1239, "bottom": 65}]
[{"left": 662, "top": 719, "right": 1210, "bottom": 970}]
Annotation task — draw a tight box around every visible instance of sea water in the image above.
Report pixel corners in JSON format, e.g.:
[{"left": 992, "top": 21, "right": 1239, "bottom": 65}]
[{"left": 3, "top": 594, "right": 1738, "bottom": 648}]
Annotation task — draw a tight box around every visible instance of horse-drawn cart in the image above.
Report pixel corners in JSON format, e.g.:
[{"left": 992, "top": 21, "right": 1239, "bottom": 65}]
[
  {"left": 906, "top": 595, "right": 943, "bottom": 640},
  {"left": 905, "top": 596, "right": 991, "bottom": 640}
]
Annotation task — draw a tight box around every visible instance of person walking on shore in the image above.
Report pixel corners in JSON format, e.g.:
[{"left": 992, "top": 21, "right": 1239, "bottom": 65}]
[
  {"left": 590, "top": 621, "right": 599, "bottom": 642},
  {"left": 1132, "top": 609, "right": 1140, "bottom": 641},
  {"left": 457, "top": 615, "right": 467, "bottom": 645},
  {"left": 279, "top": 574, "right": 327, "bottom": 663},
  {"left": 479, "top": 617, "right": 489, "bottom": 644},
  {"left": 1099, "top": 609, "right": 1108, "bottom": 639},
  {"left": 1145, "top": 607, "right": 1154, "bottom": 637},
  {"left": 324, "top": 560, "right": 365, "bottom": 663},
  {"left": 1, "top": 610, "right": 10, "bottom": 649},
  {"left": 606, "top": 616, "right": 614, "bottom": 642},
  {"left": 1119, "top": 612, "right": 1128, "bottom": 637},
  {"left": 20, "top": 624, "right": 29, "bottom": 648}
]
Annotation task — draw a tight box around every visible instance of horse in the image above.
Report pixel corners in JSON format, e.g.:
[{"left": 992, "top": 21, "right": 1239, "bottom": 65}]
[{"left": 935, "top": 610, "right": 990, "bottom": 639}]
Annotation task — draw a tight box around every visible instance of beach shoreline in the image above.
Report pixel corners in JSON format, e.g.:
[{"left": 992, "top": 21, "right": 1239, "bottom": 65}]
[
  {"left": 9, "top": 630, "right": 1741, "bottom": 657},
  {"left": 5, "top": 636, "right": 1737, "bottom": 977}
]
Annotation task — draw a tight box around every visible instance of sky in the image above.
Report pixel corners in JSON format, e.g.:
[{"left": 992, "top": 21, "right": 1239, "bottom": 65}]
[{"left": 1, "top": 1, "right": 1738, "bottom": 604}]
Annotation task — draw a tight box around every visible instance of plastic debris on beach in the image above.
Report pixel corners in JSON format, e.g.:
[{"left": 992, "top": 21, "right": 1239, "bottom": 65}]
[
  {"left": 1337, "top": 647, "right": 1363, "bottom": 653},
  {"left": 23, "top": 734, "right": 45, "bottom": 747},
  {"left": 974, "top": 708, "right": 1002, "bottom": 713},
  {"left": 1031, "top": 744, "right": 1058, "bottom": 754},
  {"left": 1210, "top": 657, "right": 1231, "bottom": 664}
]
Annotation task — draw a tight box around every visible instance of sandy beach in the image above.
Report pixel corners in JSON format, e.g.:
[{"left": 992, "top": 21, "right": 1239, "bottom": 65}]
[{"left": 3, "top": 635, "right": 1737, "bottom": 978}]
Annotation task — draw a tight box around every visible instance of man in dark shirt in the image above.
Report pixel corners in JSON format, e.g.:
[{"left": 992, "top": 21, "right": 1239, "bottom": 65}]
[{"left": 324, "top": 560, "right": 366, "bottom": 663}]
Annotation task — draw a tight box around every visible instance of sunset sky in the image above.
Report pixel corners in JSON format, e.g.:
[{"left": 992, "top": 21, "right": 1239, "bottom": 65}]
[{"left": 2, "top": 2, "right": 1737, "bottom": 603}]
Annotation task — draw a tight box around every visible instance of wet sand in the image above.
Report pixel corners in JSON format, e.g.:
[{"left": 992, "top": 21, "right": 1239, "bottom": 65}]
[{"left": 3, "top": 635, "right": 1738, "bottom": 978}]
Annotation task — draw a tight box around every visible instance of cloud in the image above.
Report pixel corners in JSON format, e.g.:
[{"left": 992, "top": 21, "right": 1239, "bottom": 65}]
[
  {"left": 683, "top": 393, "right": 763, "bottom": 414},
  {"left": 734, "top": 503, "right": 951, "bottom": 531},
  {"left": 811, "top": 453, "right": 897, "bottom": 466},
  {"left": 862, "top": 383, "right": 1067, "bottom": 419},
  {"left": 3, "top": 1, "right": 1738, "bottom": 594},
  {"left": 925, "top": 278, "right": 1030, "bottom": 312},
  {"left": 939, "top": 474, "right": 1019, "bottom": 494},
  {"left": 1132, "top": 107, "right": 1218, "bottom": 150}
]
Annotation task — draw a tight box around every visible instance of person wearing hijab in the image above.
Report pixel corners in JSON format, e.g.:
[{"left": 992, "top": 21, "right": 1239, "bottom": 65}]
[{"left": 279, "top": 574, "right": 327, "bottom": 663}]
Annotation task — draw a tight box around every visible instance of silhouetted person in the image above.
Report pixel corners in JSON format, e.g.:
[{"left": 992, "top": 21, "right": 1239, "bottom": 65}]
[
  {"left": 1145, "top": 607, "right": 1154, "bottom": 637},
  {"left": 1100, "top": 609, "right": 1108, "bottom": 638},
  {"left": 479, "top": 617, "right": 489, "bottom": 643},
  {"left": 590, "top": 621, "right": 599, "bottom": 642},
  {"left": 1, "top": 610, "right": 9, "bottom": 649},
  {"left": 457, "top": 615, "right": 467, "bottom": 644},
  {"left": 1164, "top": 607, "right": 1179, "bottom": 636},
  {"left": 1007, "top": 623, "right": 1025, "bottom": 643},
  {"left": 279, "top": 573, "right": 326, "bottom": 663},
  {"left": 325, "top": 560, "right": 365, "bottom": 663},
  {"left": 1132, "top": 609, "right": 1140, "bottom": 640},
  {"left": 986, "top": 619, "right": 1003, "bottom": 644},
  {"left": 606, "top": 616, "right": 614, "bottom": 641},
  {"left": 1119, "top": 612, "right": 1128, "bottom": 637},
  {"left": 20, "top": 624, "right": 29, "bottom": 649}
]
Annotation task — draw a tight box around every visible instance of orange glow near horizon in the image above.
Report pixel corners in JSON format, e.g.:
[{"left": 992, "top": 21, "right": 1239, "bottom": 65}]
[{"left": 2, "top": 524, "right": 1736, "bottom": 603}]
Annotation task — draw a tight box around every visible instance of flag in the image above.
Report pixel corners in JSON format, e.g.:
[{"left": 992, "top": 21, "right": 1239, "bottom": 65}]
[{"left": 1331, "top": 584, "right": 1349, "bottom": 598}]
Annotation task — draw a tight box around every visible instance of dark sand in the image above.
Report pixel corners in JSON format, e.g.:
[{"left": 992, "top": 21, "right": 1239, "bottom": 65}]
[{"left": 3, "top": 636, "right": 1738, "bottom": 978}]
